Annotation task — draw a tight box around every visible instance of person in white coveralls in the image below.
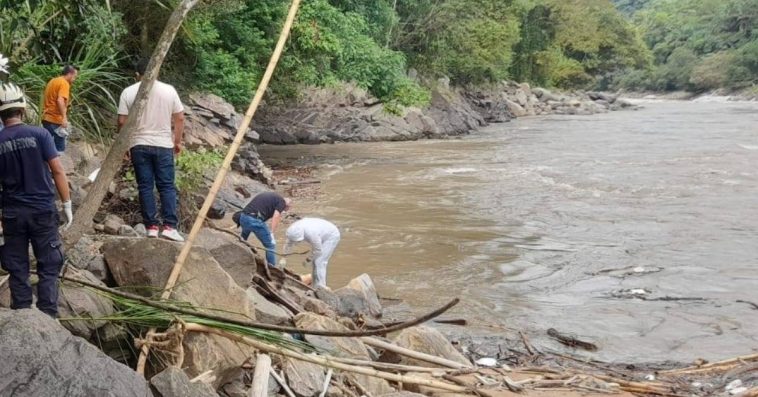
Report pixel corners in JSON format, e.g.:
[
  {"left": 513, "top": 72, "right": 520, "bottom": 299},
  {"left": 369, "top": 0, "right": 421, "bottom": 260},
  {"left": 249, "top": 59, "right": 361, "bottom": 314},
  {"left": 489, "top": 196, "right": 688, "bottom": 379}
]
[{"left": 279, "top": 218, "right": 340, "bottom": 289}]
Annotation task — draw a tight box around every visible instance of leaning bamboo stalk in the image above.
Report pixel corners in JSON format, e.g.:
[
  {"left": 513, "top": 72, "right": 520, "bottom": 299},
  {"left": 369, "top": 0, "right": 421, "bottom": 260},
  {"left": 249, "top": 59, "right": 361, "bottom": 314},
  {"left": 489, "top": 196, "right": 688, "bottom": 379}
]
[
  {"left": 136, "top": 0, "right": 302, "bottom": 374},
  {"left": 328, "top": 356, "right": 457, "bottom": 373},
  {"left": 64, "top": 0, "right": 199, "bottom": 250},
  {"left": 360, "top": 337, "right": 472, "bottom": 370},
  {"left": 184, "top": 323, "right": 469, "bottom": 393},
  {"left": 250, "top": 354, "right": 272, "bottom": 397},
  {"left": 658, "top": 353, "right": 758, "bottom": 375}
]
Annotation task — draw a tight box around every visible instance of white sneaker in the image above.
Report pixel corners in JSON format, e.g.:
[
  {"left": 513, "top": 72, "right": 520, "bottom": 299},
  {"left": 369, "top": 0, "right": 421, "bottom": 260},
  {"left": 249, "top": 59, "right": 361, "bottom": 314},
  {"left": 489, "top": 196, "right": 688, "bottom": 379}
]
[
  {"left": 161, "top": 226, "right": 184, "bottom": 242},
  {"left": 147, "top": 225, "right": 159, "bottom": 238}
]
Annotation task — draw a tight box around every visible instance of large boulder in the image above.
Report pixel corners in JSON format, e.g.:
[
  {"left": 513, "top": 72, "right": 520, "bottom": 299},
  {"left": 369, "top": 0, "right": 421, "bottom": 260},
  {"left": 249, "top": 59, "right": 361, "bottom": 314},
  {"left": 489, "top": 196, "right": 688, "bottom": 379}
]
[
  {"left": 150, "top": 367, "right": 216, "bottom": 397},
  {"left": 334, "top": 273, "right": 382, "bottom": 318},
  {"left": 294, "top": 312, "right": 393, "bottom": 395},
  {"left": 294, "top": 312, "right": 371, "bottom": 358},
  {"left": 393, "top": 326, "right": 471, "bottom": 368},
  {"left": 246, "top": 287, "right": 294, "bottom": 325},
  {"left": 283, "top": 359, "right": 325, "bottom": 397},
  {"left": 194, "top": 227, "right": 257, "bottom": 287},
  {"left": 103, "top": 238, "right": 256, "bottom": 384},
  {"left": 57, "top": 267, "right": 116, "bottom": 339},
  {"left": 0, "top": 308, "right": 152, "bottom": 396},
  {"left": 504, "top": 99, "right": 528, "bottom": 117}
]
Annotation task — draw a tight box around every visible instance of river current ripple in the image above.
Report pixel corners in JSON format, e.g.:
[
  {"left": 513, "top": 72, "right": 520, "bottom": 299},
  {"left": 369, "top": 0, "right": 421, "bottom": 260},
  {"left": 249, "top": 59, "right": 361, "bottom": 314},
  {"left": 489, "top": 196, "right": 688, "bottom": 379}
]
[{"left": 260, "top": 101, "right": 758, "bottom": 363}]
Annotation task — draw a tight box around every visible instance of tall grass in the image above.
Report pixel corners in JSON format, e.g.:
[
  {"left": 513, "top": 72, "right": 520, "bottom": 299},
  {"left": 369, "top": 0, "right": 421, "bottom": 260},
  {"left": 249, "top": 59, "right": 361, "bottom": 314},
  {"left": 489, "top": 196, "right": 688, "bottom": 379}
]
[
  {"left": 1, "top": 0, "right": 129, "bottom": 144},
  {"left": 63, "top": 288, "right": 313, "bottom": 353}
]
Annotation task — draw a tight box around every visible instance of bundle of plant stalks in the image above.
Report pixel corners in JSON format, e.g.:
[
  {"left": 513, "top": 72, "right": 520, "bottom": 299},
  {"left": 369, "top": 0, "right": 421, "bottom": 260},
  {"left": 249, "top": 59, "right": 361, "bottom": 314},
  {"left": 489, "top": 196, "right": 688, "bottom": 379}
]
[{"left": 62, "top": 288, "right": 312, "bottom": 353}]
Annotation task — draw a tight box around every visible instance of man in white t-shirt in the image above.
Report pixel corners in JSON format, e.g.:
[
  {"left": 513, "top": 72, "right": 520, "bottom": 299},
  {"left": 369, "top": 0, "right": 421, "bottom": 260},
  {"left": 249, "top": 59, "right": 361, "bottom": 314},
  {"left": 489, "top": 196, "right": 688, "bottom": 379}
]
[{"left": 117, "top": 58, "right": 185, "bottom": 241}]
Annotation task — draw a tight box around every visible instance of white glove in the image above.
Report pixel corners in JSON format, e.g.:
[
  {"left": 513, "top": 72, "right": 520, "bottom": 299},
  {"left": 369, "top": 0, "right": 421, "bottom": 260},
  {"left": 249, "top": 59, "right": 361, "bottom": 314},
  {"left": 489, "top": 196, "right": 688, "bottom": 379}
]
[
  {"left": 62, "top": 200, "right": 73, "bottom": 230},
  {"left": 269, "top": 233, "right": 276, "bottom": 245},
  {"left": 278, "top": 259, "right": 287, "bottom": 268},
  {"left": 0, "top": 53, "right": 9, "bottom": 74}
]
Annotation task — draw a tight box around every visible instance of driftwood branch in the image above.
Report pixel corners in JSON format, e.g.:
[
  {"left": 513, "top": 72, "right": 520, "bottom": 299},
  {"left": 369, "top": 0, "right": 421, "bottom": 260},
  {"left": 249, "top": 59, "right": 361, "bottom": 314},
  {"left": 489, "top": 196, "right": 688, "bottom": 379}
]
[
  {"left": 360, "top": 337, "right": 472, "bottom": 370},
  {"left": 184, "top": 323, "right": 469, "bottom": 393},
  {"left": 250, "top": 354, "right": 272, "bottom": 397},
  {"left": 547, "top": 328, "right": 598, "bottom": 352},
  {"left": 658, "top": 353, "right": 758, "bottom": 375},
  {"left": 57, "top": 273, "right": 460, "bottom": 337}
]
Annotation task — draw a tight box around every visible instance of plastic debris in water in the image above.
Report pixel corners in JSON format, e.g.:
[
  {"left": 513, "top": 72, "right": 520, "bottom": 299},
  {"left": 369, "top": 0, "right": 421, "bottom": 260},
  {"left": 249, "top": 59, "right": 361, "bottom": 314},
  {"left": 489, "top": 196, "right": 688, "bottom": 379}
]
[
  {"left": 475, "top": 357, "right": 498, "bottom": 367},
  {"left": 726, "top": 379, "right": 742, "bottom": 391},
  {"left": 633, "top": 267, "right": 646, "bottom": 273}
]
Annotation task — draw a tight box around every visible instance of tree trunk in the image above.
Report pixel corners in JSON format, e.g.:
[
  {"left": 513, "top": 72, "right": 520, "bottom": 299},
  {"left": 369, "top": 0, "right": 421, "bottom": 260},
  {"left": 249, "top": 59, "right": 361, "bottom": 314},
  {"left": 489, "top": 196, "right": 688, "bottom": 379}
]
[{"left": 63, "top": 0, "right": 200, "bottom": 250}]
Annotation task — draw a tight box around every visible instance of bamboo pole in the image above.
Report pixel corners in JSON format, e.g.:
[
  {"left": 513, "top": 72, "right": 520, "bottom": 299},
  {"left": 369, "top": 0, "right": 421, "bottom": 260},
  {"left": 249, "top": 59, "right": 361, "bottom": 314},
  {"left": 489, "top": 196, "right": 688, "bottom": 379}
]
[
  {"left": 360, "top": 337, "right": 472, "bottom": 370},
  {"left": 250, "top": 354, "right": 272, "bottom": 397},
  {"left": 136, "top": 0, "right": 302, "bottom": 374},
  {"left": 658, "top": 353, "right": 758, "bottom": 375},
  {"left": 184, "top": 323, "right": 470, "bottom": 393},
  {"left": 63, "top": 0, "right": 199, "bottom": 250},
  {"left": 270, "top": 370, "right": 296, "bottom": 397}
]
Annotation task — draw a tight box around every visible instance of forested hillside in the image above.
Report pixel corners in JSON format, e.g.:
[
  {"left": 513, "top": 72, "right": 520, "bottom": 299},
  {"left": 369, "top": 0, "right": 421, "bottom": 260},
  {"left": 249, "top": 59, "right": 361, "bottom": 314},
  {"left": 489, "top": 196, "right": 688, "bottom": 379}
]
[
  {"left": 1, "top": 0, "right": 755, "bottom": 139},
  {"left": 613, "top": 0, "right": 758, "bottom": 92}
]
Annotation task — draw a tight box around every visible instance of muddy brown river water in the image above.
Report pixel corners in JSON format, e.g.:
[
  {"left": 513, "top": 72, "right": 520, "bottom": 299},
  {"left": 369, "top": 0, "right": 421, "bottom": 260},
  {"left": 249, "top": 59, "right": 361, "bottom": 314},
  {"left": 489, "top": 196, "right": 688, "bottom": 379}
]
[{"left": 259, "top": 100, "right": 758, "bottom": 364}]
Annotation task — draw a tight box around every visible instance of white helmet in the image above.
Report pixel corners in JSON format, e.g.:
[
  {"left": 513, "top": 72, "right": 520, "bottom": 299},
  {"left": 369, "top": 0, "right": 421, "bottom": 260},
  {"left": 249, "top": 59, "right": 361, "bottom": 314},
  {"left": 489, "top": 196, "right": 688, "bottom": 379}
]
[{"left": 0, "top": 83, "right": 26, "bottom": 112}]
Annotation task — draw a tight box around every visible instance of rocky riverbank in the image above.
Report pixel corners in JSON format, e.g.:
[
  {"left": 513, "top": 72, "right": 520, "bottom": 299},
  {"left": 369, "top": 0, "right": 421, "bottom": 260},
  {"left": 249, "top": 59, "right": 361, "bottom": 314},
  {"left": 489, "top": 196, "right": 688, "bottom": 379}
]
[
  {"left": 254, "top": 80, "right": 638, "bottom": 145},
  {"left": 1, "top": 86, "right": 753, "bottom": 397}
]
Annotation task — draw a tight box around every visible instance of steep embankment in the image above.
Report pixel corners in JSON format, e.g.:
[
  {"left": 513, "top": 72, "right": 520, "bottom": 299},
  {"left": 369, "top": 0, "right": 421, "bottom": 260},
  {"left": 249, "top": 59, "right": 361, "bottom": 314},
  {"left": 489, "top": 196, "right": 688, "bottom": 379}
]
[{"left": 254, "top": 81, "right": 637, "bottom": 145}]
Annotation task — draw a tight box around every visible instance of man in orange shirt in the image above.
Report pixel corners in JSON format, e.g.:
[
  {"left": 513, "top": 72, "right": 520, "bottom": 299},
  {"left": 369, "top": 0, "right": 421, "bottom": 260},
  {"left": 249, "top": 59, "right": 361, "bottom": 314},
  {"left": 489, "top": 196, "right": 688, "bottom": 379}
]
[{"left": 42, "top": 65, "right": 78, "bottom": 152}]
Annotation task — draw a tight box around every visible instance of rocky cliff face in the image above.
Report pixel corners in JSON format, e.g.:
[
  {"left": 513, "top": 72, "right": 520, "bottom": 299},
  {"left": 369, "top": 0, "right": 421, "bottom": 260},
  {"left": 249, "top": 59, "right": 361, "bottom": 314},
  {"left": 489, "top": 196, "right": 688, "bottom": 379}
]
[{"left": 253, "top": 81, "right": 637, "bottom": 145}]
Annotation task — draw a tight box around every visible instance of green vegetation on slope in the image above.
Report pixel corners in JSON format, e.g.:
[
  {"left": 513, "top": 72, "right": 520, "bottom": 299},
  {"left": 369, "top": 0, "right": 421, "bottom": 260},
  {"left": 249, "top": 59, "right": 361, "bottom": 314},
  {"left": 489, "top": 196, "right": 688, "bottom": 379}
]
[
  {"left": 6, "top": 0, "right": 748, "bottom": 140},
  {"left": 612, "top": 0, "right": 758, "bottom": 91}
]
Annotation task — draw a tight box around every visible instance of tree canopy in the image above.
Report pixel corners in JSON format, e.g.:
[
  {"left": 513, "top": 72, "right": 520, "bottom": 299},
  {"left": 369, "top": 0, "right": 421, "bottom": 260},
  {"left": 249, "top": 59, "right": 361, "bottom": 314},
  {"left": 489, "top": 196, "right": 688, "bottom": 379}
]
[{"left": 2, "top": 0, "right": 748, "bottom": 139}]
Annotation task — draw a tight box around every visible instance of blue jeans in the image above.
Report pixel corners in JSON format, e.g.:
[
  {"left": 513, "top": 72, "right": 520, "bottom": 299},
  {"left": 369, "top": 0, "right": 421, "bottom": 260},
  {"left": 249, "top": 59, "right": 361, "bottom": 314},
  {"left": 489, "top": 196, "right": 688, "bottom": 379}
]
[
  {"left": 240, "top": 214, "right": 276, "bottom": 266},
  {"left": 130, "top": 145, "right": 178, "bottom": 228},
  {"left": 42, "top": 121, "right": 66, "bottom": 152},
  {"left": 1, "top": 208, "right": 64, "bottom": 317}
]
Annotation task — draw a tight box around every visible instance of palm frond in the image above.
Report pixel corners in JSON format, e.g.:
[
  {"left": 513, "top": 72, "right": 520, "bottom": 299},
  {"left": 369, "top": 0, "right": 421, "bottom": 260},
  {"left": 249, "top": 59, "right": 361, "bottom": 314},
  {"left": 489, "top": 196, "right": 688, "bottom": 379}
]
[{"left": 62, "top": 288, "right": 313, "bottom": 353}]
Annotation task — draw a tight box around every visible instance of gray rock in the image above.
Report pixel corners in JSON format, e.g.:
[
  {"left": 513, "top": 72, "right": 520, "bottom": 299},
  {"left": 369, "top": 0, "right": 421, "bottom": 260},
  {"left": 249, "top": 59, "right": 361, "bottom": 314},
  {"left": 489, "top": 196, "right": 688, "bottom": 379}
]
[
  {"left": 57, "top": 267, "right": 116, "bottom": 339},
  {"left": 284, "top": 358, "right": 325, "bottom": 397},
  {"left": 294, "top": 312, "right": 372, "bottom": 358},
  {"left": 334, "top": 273, "right": 382, "bottom": 318},
  {"left": 0, "top": 308, "right": 151, "bottom": 396},
  {"left": 393, "top": 326, "right": 471, "bottom": 368},
  {"left": 208, "top": 201, "right": 226, "bottom": 220},
  {"left": 135, "top": 223, "right": 148, "bottom": 237},
  {"left": 118, "top": 224, "right": 140, "bottom": 237},
  {"left": 246, "top": 287, "right": 294, "bottom": 325},
  {"left": 587, "top": 91, "right": 617, "bottom": 103},
  {"left": 103, "top": 238, "right": 257, "bottom": 385},
  {"left": 95, "top": 322, "right": 132, "bottom": 362},
  {"left": 504, "top": 99, "right": 528, "bottom": 117},
  {"left": 195, "top": 228, "right": 257, "bottom": 287},
  {"left": 189, "top": 92, "right": 235, "bottom": 121},
  {"left": 103, "top": 214, "right": 125, "bottom": 235},
  {"left": 150, "top": 367, "right": 216, "bottom": 397},
  {"left": 294, "top": 313, "right": 393, "bottom": 396},
  {"left": 67, "top": 235, "right": 101, "bottom": 270}
]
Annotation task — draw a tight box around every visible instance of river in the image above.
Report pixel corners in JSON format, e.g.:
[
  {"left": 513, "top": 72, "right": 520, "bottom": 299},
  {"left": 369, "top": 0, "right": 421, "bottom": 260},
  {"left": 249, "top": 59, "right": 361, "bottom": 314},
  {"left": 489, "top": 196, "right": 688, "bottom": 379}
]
[{"left": 259, "top": 101, "right": 758, "bottom": 363}]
